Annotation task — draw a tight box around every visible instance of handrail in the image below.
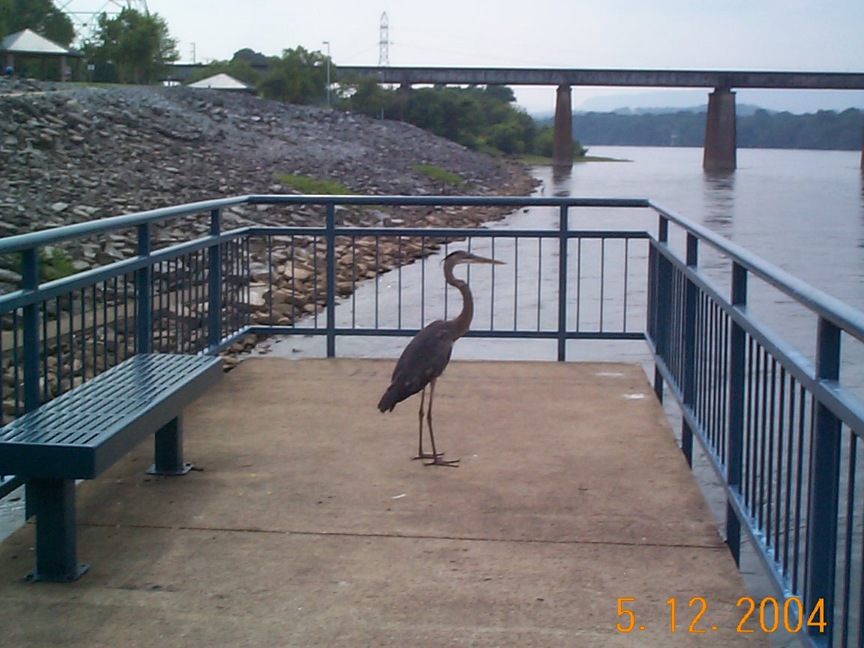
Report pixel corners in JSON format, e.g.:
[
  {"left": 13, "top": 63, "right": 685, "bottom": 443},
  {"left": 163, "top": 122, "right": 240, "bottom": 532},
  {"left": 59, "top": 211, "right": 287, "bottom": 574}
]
[
  {"left": 2, "top": 193, "right": 863, "bottom": 647},
  {"left": 651, "top": 200, "right": 864, "bottom": 343}
]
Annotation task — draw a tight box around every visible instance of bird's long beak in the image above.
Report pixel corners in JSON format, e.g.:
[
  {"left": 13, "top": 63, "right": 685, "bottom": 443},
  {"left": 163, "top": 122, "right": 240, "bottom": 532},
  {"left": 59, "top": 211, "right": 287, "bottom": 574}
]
[{"left": 462, "top": 252, "right": 505, "bottom": 265}]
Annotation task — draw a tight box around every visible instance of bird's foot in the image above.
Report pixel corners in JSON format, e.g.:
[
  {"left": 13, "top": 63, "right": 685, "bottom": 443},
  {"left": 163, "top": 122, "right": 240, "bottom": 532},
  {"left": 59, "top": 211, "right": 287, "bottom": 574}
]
[
  {"left": 424, "top": 456, "right": 460, "bottom": 468},
  {"left": 412, "top": 451, "right": 443, "bottom": 461}
]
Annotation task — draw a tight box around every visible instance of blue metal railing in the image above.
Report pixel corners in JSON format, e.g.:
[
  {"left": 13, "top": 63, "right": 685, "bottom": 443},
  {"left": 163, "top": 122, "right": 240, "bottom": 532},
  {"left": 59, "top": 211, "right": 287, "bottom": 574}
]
[{"left": 1, "top": 194, "right": 863, "bottom": 647}]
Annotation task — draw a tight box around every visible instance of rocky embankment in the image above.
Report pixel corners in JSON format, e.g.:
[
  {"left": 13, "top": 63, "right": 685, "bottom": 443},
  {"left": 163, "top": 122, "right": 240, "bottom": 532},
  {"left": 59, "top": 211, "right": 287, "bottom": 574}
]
[{"left": 0, "top": 78, "right": 536, "bottom": 376}]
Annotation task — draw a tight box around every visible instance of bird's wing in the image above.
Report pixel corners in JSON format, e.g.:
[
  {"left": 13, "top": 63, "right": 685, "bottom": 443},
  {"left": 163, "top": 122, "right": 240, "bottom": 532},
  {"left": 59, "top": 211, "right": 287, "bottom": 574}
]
[{"left": 381, "top": 323, "right": 454, "bottom": 408}]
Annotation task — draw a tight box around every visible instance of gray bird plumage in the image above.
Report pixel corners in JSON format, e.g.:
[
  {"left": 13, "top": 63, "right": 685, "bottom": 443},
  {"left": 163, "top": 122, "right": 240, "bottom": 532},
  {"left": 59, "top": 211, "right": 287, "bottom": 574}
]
[{"left": 378, "top": 250, "right": 504, "bottom": 466}]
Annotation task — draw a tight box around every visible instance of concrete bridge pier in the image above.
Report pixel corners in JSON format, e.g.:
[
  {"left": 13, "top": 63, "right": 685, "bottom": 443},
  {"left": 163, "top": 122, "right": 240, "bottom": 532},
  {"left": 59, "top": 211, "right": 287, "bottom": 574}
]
[
  {"left": 703, "top": 87, "right": 737, "bottom": 172},
  {"left": 553, "top": 84, "right": 574, "bottom": 166}
]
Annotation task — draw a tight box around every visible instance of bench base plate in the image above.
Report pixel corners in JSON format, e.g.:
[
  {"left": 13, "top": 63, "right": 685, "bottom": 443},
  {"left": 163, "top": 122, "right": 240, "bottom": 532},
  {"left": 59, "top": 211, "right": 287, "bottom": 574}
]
[
  {"left": 146, "top": 462, "right": 193, "bottom": 476},
  {"left": 25, "top": 563, "right": 89, "bottom": 583}
]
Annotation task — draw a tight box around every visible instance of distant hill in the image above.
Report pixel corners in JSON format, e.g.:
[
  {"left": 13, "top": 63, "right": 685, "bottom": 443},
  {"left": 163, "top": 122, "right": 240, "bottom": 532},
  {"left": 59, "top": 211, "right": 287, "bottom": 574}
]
[
  {"left": 593, "top": 103, "right": 765, "bottom": 117},
  {"left": 536, "top": 108, "right": 864, "bottom": 150},
  {"left": 572, "top": 88, "right": 864, "bottom": 114}
]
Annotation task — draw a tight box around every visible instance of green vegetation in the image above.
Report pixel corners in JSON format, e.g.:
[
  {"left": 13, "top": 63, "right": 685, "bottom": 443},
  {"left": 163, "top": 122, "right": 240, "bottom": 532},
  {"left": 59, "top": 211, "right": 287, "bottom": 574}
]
[
  {"left": 412, "top": 164, "right": 464, "bottom": 186},
  {"left": 13, "top": 247, "right": 76, "bottom": 283},
  {"left": 274, "top": 173, "right": 353, "bottom": 195},
  {"left": 258, "top": 47, "right": 329, "bottom": 105},
  {"left": 84, "top": 8, "right": 177, "bottom": 84},
  {"left": 340, "top": 82, "right": 586, "bottom": 160},
  {"left": 185, "top": 50, "right": 262, "bottom": 87},
  {"left": 1, "top": 0, "right": 74, "bottom": 46}
]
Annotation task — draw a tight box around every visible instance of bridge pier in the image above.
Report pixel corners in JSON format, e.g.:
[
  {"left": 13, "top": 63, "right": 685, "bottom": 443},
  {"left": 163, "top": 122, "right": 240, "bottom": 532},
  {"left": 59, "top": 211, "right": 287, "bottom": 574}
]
[
  {"left": 703, "top": 87, "right": 737, "bottom": 172},
  {"left": 553, "top": 84, "right": 574, "bottom": 166}
]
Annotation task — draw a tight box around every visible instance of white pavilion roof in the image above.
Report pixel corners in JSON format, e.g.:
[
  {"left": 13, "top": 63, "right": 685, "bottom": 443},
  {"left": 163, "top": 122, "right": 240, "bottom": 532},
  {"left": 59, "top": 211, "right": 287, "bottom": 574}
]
[
  {"left": 0, "top": 29, "right": 70, "bottom": 55},
  {"left": 188, "top": 73, "right": 254, "bottom": 91}
]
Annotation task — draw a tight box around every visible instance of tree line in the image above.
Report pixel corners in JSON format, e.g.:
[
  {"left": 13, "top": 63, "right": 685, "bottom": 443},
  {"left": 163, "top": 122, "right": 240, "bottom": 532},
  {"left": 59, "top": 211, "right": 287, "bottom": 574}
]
[
  {"left": 187, "top": 50, "right": 586, "bottom": 159},
  {"left": 2, "top": 0, "right": 585, "bottom": 159},
  {"left": 15, "top": 4, "right": 857, "bottom": 155},
  {"left": 560, "top": 109, "right": 864, "bottom": 150},
  {"left": 1, "top": 2, "right": 176, "bottom": 83}
]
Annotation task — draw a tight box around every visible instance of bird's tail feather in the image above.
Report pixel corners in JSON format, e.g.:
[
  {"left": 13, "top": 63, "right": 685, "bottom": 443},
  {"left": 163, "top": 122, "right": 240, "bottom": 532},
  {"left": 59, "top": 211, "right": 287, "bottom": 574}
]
[{"left": 378, "top": 383, "right": 406, "bottom": 413}]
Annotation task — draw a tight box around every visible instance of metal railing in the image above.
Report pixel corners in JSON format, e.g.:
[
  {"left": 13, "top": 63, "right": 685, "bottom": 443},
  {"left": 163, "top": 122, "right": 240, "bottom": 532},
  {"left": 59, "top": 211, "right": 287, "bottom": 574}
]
[{"left": 1, "top": 194, "right": 863, "bottom": 647}]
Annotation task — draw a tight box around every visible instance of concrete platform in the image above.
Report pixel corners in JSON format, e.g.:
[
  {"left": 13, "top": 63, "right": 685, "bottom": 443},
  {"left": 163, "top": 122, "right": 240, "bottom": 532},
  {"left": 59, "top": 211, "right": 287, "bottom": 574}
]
[{"left": 0, "top": 358, "right": 766, "bottom": 646}]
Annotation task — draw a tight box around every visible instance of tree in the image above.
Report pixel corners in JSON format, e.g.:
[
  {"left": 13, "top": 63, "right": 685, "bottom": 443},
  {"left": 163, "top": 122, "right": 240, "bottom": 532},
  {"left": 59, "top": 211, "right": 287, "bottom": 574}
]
[
  {"left": 342, "top": 75, "right": 391, "bottom": 117},
  {"left": 86, "top": 8, "right": 177, "bottom": 84},
  {"left": 0, "top": 0, "right": 13, "bottom": 43},
  {"left": 186, "top": 57, "right": 261, "bottom": 87},
  {"left": 3, "top": 0, "right": 74, "bottom": 46},
  {"left": 258, "top": 46, "right": 329, "bottom": 104}
]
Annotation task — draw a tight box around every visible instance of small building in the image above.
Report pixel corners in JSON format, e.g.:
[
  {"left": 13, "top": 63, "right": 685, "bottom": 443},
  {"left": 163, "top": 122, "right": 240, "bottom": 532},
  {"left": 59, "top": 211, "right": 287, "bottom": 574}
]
[
  {"left": 187, "top": 73, "right": 255, "bottom": 93},
  {"left": 0, "top": 28, "right": 81, "bottom": 81}
]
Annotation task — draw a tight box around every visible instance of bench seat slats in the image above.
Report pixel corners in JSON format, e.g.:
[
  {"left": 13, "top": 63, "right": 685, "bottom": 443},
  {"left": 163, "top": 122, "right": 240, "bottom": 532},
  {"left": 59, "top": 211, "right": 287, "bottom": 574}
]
[{"left": 0, "top": 354, "right": 222, "bottom": 480}]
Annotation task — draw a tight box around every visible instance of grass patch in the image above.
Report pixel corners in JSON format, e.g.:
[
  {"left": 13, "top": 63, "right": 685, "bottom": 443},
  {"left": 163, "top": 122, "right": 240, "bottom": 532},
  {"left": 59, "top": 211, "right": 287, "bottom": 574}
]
[
  {"left": 412, "top": 163, "right": 465, "bottom": 186},
  {"left": 274, "top": 173, "right": 354, "bottom": 195},
  {"left": 12, "top": 246, "right": 76, "bottom": 283}
]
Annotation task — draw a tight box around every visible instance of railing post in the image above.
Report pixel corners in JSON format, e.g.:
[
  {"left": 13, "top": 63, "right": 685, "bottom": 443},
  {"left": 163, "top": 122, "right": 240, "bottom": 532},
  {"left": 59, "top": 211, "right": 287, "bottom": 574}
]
[
  {"left": 21, "top": 248, "right": 40, "bottom": 413},
  {"left": 325, "top": 203, "right": 336, "bottom": 358},
  {"left": 652, "top": 215, "right": 671, "bottom": 402},
  {"left": 805, "top": 316, "right": 842, "bottom": 646},
  {"left": 726, "top": 261, "right": 747, "bottom": 566},
  {"left": 679, "top": 234, "right": 699, "bottom": 466},
  {"left": 208, "top": 209, "right": 222, "bottom": 353},
  {"left": 21, "top": 248, "right": 41, "bottom": 522},
  {"left": 135, "top": 224, "right": 152, "bottom": 354},
  {"left": 557, "top": 204, "right": 569, "bottom": 361}
]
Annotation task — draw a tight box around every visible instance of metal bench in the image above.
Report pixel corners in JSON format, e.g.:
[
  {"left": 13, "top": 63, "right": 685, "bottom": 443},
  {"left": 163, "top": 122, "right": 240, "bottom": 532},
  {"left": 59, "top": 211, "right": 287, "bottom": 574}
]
[{"left": 0, "top": 353, "right": 223, "bottom": 582}]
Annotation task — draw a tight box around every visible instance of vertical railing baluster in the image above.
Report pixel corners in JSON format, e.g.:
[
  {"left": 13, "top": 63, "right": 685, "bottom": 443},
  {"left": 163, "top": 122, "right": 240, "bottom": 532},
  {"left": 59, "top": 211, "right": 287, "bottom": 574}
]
[
  {"left": 325, "top": 203, "right": 336, "bottom": 358},
  {"left": 652, "top": 215, "right": 670, "bottom": 403},
  {"left": 207, "top": 209, "right": 222, "bottom": 353},
  {"left": 726, "top": 261, "right": 747, "bottom": 566},
  {"left": 557, "top": 205, "right": 568, "bottom": 361},
  {"left": 21, "top": 248, "right": 40, "bottom": 413},
  {"left": 680, "top": 233, "right": 698, "bottom": 466},
  {"left": 805, "top": 316, "right": 842, "bottom": 647},
  {"left": 136, "top": 224, "right": 152, "bottom": 354}
]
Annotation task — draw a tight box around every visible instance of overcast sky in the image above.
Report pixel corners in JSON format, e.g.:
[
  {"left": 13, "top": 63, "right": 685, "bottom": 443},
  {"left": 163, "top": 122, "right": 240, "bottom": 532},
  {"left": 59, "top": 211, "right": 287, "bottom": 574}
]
[{"left": 71, "top": 0, "right": 864, "bottom": 113}]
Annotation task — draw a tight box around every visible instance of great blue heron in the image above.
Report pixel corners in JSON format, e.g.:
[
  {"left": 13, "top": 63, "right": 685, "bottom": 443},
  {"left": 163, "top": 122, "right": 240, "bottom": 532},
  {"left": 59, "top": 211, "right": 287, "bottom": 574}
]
[{"left": 377, "top": 250, "right": 504, "bottom": 466}]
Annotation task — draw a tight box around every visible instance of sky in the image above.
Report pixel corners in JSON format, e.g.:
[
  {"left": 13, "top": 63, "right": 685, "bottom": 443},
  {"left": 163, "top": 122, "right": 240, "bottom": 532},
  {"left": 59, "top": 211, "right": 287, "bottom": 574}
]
[{"left": 66, "top": 0, "right": 864, "bottom": 114}]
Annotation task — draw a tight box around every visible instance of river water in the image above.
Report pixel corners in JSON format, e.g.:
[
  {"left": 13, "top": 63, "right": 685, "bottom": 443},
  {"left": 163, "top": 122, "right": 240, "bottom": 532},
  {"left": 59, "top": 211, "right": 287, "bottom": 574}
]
[{"left": 265, "top": 146, "right": 864, "bottom": 375}]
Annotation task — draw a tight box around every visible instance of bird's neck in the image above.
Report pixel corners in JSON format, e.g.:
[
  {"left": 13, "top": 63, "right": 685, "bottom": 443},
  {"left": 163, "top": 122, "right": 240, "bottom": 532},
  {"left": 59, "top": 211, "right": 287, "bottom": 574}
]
[{"left": 450, "top": 279, "right": 473, "bottom": 340}]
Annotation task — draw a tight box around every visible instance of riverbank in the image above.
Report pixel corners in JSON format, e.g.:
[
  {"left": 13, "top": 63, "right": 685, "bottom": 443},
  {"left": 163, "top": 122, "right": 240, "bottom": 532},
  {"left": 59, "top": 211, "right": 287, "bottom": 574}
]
[{"left": 0, "top": 79, "right": 537, "bottom": 359}]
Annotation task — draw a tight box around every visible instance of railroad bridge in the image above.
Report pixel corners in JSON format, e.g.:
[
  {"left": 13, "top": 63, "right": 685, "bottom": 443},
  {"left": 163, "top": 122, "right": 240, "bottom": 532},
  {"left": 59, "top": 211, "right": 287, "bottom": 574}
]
[{"left": 338, "top": 66, "right": 864, "bottom": 171}]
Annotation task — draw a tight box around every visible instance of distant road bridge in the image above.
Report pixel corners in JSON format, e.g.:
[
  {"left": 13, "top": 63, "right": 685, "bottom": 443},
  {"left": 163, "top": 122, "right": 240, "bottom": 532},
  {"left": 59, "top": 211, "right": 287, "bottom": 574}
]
[{"left": 337, "top": 67, "right": 864, "bottom": 170}]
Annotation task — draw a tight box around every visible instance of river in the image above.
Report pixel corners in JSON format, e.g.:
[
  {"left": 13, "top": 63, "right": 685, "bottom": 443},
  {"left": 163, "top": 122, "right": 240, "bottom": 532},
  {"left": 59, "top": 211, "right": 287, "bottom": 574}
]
[{"left": 264, "top": 146, "right": 864, "bottom": 377}]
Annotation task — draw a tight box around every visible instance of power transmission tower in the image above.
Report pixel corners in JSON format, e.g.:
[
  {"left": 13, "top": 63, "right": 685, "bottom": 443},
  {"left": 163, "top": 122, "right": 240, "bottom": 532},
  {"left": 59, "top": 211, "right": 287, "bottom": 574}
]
[
  {"left": 379, "top": 12, "right": 390, "bottom": 66},
  {"left": 60, "top": 1, "right": 150, "bottom": 47}
]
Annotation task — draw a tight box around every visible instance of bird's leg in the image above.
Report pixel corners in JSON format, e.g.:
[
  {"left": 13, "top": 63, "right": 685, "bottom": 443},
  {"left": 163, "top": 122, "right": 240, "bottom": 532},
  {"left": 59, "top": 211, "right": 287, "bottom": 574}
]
[
  {"left": 412, "top": 387, "right": 441, "bottom": 461},
  {"left": 424, "top": 378, "right": 459, "bottom": 467}
]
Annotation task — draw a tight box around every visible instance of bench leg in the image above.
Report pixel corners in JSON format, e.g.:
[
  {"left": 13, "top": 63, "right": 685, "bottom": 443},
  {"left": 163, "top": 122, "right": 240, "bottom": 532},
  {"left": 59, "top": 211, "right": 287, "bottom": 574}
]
[
  {"left": 147, "top": 415, "right": 192, "bottom": 476},
  {"left": 26, "top": 478, "right": 89, "bottom": 582}
]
